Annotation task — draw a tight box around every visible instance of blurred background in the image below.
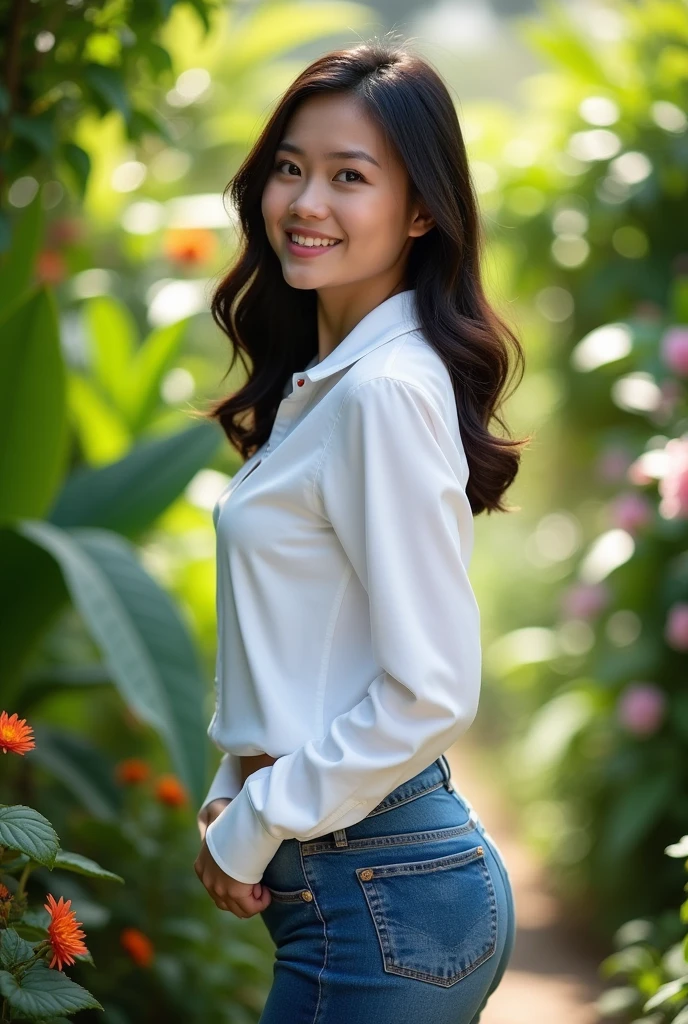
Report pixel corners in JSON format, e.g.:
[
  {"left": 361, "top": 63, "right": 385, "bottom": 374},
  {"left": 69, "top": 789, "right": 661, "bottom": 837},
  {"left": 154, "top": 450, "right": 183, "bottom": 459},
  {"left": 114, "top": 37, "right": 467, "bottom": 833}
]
[{"left": 1, "top": 0, "right": 687, "bottom": 1021}]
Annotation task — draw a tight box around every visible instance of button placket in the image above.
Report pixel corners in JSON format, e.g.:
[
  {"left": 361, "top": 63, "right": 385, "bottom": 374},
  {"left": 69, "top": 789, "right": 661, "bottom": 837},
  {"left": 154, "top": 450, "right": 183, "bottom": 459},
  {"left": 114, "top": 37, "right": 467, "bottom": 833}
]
[{"left": 267, "top": 379, "right": 314, "bottom": 453}]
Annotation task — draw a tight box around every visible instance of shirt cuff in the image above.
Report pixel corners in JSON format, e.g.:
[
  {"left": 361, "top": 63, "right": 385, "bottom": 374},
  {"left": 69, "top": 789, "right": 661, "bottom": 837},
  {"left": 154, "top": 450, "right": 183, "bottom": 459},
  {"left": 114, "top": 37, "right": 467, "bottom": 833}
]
[
  {"left": 199, "top": 752, "right": 243, "bottom": 813},
  {"left": 204, "top": 766, "right": 283, "bottom": 884}
]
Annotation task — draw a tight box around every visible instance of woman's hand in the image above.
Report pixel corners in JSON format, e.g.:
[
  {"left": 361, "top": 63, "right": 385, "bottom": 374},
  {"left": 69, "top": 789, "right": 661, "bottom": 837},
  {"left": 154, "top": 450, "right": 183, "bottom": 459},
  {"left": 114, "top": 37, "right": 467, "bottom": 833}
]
[
  {"left": 194, "top": 798, "right": 272, "bottom": 917},
  {"left": 196, "top": 797, "right": 232, "bottom": 843}
]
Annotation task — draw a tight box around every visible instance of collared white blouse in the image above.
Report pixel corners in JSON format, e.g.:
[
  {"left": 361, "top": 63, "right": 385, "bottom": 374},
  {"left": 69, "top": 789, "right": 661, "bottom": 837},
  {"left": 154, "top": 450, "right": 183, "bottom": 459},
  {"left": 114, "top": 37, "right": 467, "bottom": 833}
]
[{"left": 201, "top": 288, "right": 481, "bottom": 885}]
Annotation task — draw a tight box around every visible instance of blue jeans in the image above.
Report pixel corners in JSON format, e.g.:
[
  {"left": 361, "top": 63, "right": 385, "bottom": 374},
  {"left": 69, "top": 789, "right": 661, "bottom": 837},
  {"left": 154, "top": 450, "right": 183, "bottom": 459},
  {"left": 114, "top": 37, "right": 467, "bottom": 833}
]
[{"left": 258, "top": 754, "right": 516, "bottom": 1023}]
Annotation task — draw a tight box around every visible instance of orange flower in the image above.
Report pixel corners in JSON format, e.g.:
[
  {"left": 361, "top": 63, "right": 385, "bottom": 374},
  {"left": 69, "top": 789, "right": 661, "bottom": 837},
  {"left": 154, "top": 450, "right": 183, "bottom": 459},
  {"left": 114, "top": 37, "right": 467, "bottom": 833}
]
[
  {"left": 154, "top": 773, "right": 187, "bottom": 807},
  {"left": 0, "top": 883, "right": 12, "bottom": 920},
  {"left": 162, "top": 227, "right": 217, "bottom": 265},
  {"left": 120, "top": 927, "right": 154, "bottom": 967},
  {"left": 0, "top": 711, "right": 35, "bottom": 755},
  {"left": 44, "top": 893, "right": 89, "bottom": 971},
  {"left": 115, "top": 757, "right": 151, "bottom": 785},
  {"left": 35, "top": 250, "right": 67, "bottom": 285}
]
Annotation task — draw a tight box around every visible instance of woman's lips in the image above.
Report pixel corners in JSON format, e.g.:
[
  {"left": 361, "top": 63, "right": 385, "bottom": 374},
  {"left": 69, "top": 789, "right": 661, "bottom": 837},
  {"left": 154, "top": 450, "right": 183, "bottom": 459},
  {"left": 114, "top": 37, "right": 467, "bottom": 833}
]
[{"left": 285, "top": 233, "right": 343, "bottom": 259}]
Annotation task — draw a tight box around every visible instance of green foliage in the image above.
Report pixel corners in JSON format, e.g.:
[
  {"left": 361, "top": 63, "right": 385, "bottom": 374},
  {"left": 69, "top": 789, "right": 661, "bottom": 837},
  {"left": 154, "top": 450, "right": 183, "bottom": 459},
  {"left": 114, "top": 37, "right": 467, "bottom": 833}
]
[
  {"left": 0, "top": 277, "right": 220, "bottom": 807},
  {"left": 597, "top": 836, "right": 688, "bottom": 1022},
  {"left": 481, "top": 0, "right": 688, "bottom": 933},
  {"left": 0, "top": 743, "right": 123, "bottom": 1021},
  {"left": 0, "top": 0, "right": 218, "bottom": 245},
  {"left": 0, "top": 283, "right": 68, "bottom": 523},
  {"left": 17, "top": 521, "right": 209, "bottom": 805}
]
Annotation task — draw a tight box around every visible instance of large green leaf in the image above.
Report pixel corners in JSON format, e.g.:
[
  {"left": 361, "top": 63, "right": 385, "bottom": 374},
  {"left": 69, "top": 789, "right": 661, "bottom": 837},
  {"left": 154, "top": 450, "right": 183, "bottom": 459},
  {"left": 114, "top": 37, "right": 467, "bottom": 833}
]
[
  {"left": 28, "top": 725, "right": 123, "bottom": 822},
  {"left": 0, "top": 960, "right": 103, "bottom": 1018},
  {"left": 0, "top": 528, "right": 68, "bottom": 703},
  {"left": 0, "top": 806, "right": 60, "bottom": 868},
  {"left": 124, "top": 318, "right": 189, "bottom": 431},
  {"left": 16, "top": 521, "right": 207, "bottom": 805},
  {"left": 47, "top": 422, "right": 221, "bottom": 536},
  {"left": 0, "top": 929, "right": 36, "bottom": 970},
  {"left": 0, "top": 193, "right": 43, "bottom": 311},
  {"left": 68, "top": 373, "right": 131, "bottom": 466},
  {"left": 53, "top": 850, "right": 124, "bottom": 884},
  {"left": 0, "top": 287, "right": 67, "bottom": 522},
  {"left": 83, "top": 294, "right": 138, "bottom": 412}
]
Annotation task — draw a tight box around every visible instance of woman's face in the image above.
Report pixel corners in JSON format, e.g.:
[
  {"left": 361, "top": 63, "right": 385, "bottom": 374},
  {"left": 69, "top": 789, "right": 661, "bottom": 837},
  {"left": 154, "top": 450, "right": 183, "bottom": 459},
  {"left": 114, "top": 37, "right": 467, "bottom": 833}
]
[{"left": 261, "top": 92, "right": 434, "bottom": 294}]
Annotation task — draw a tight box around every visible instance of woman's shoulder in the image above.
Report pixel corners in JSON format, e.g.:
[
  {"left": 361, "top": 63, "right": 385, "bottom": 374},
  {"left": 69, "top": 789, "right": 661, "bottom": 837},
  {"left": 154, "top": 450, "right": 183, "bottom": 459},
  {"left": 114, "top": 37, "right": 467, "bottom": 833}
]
[{"left": 339, "top": 328, "right": 456, "bottom": 427}]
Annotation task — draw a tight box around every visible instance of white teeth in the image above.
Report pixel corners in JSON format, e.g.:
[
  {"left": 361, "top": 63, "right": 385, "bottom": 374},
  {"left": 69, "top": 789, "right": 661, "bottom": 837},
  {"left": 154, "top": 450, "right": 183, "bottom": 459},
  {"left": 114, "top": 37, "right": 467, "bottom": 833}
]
[{"left": 289, "top": 233, "right": 340, "bottom": 247}]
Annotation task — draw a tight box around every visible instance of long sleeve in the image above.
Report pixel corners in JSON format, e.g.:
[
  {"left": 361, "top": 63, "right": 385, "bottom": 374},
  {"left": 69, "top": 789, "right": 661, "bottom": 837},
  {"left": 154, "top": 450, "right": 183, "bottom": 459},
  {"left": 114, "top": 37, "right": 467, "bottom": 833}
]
[
  {"left": 204, "top": 375, "right": 482, "bottom": 884},
  {"left": 198, "top": 750, "right": 243, "bottom": 813}
]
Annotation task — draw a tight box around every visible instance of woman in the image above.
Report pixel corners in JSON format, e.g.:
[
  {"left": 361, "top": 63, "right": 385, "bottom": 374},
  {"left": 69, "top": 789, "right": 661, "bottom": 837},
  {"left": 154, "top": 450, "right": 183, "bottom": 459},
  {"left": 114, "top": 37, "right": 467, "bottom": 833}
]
[{"left": 194, "top": 35, "right": 528, "bottom": 1024}]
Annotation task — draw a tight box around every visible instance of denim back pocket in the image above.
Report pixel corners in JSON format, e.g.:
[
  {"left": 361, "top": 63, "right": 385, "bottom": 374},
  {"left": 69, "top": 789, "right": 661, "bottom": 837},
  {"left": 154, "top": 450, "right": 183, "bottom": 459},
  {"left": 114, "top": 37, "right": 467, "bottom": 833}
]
[{"left": 355, "top": 844, "right": 497, "bottom": 987}]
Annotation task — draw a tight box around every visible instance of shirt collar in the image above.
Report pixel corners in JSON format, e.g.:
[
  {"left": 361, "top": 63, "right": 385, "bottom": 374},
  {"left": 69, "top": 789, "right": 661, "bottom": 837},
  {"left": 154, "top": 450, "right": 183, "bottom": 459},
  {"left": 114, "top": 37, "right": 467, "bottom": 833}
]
[{"left": 303, "top": 289, "right": 420, "bottom": 383}]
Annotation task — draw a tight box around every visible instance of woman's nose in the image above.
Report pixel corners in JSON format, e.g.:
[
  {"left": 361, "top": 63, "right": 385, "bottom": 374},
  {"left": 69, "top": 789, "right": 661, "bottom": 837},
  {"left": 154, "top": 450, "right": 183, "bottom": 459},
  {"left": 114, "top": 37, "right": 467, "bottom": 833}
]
[{"left": 288, "top": 183, "right": 329, "bottom": 218}]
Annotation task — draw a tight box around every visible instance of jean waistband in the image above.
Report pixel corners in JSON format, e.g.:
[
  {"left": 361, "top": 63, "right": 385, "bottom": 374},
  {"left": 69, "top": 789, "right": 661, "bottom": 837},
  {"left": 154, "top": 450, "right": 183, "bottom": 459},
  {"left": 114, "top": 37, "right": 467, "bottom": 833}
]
[
  {"left": 362, "top": 754, "right": 454, "bottom": 819},
  {"left": 321, "top": 755, "right": 457, "bottom": 850}
]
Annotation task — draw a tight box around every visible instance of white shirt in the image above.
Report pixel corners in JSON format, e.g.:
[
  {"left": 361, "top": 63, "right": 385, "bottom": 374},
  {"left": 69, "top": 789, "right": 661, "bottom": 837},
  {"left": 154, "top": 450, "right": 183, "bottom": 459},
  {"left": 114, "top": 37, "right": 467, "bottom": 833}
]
[{"left": 201, "top": 288, "right": 482, "bottom": 885}]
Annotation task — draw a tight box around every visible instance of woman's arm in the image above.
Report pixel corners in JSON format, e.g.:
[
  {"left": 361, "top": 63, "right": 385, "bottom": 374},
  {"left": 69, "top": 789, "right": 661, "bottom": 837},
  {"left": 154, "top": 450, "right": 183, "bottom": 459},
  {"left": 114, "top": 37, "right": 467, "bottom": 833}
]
[{"left": 204, "top": 375, "right": 481, "bottom": 884}]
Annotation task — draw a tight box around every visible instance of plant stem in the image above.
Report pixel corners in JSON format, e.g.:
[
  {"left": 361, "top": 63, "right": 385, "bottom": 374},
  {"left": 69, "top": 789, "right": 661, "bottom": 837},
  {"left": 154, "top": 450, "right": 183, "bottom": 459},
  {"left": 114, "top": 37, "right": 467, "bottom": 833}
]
[{"left": 14, "top": 860, "right": 32, "bottom": 901}]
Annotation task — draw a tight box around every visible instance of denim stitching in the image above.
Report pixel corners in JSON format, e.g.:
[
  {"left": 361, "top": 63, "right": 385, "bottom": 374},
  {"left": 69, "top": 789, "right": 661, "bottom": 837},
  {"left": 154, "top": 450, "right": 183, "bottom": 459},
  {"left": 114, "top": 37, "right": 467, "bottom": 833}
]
[
  {"left": 355, "top": 847, "right": 498, "bottom": 987},
  {"left": 362, "top": 757, "right": 447, "bottom": 817},
  {"left": 365, "top": 778, "right": 446, "bottom": 817},
  {"left": 299, "top": 842, "right": 328, "bottom": 1024},
  {"left": 301, "top": 816, "right": 479, "bottom": 855},
  {"left": 266, "top": 886, "right": 311, "bottom": 903}
]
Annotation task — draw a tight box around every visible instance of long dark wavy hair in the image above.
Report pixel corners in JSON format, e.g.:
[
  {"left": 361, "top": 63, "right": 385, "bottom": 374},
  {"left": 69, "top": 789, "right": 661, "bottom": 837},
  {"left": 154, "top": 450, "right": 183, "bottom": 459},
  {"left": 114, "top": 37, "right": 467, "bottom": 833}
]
[{"left": 201, "top": 35, "right": 530, "bottom": 516}]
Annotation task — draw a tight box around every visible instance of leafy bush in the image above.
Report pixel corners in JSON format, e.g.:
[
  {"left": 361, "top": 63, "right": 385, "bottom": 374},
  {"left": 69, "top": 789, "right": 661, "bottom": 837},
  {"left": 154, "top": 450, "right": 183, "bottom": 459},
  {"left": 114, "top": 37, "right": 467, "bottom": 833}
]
[
  {"left": 596, "top": 834, "right": 688, "bottom": 1023},
  {"left": 468, "top": 0, "right": 688, "bottom": 935}
]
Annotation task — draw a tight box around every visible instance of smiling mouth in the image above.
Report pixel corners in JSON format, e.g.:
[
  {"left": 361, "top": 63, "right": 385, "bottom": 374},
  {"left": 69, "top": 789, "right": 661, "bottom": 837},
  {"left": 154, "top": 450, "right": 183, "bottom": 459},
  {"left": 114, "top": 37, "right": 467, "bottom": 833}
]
[{"left": 285, "top": 231, "right": 342, "bottom": 249}]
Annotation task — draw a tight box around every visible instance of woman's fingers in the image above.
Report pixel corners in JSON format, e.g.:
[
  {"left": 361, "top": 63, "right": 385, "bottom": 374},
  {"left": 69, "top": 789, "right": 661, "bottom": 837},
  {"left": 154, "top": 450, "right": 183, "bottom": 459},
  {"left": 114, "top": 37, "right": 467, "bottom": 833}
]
[
  {"left": 238, "top": 885, "right": 272, "bottom": 915},
  {"left": 194, "top": 840, "right": 271, "bottom": 918},
  {"left": 211, "top": 883, "right": 271, "bottom": 917}
]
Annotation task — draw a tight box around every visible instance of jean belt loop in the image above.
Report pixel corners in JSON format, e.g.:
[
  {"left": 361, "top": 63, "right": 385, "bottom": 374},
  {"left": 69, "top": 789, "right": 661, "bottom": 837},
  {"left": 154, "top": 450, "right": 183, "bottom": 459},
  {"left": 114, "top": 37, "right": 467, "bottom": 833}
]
[
  {"left": 333, "top": 828, "right": 349, "bottom": 847},
  {"left": 439, "top": 753, "right": 454, "bottom": 792}
]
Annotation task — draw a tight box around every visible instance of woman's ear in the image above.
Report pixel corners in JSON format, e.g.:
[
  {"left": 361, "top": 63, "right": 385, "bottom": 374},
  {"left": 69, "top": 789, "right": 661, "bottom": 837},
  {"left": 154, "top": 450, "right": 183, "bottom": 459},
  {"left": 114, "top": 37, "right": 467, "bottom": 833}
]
[{"left": 409, "top": 202, "right": 436, "bottom": 239}]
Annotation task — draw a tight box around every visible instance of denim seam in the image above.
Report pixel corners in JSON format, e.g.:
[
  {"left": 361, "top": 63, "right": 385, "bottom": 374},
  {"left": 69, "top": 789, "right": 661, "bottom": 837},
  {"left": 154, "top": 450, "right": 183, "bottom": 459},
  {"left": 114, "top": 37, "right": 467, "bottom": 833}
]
[
  {"left": 266, "top": 889, "right": 308, "bottom": 903},
  {"left": 301, "top": 816, "right": 478, "bottom": 856},
  {"left": 356, "top": 849, "right": 498, "bottom": 987},
  {"left": 365, "top": 778, "right": 446, "bottom": 817},
  {"left": 299, "top": 842, "right": 328, "bottom": 1024}
]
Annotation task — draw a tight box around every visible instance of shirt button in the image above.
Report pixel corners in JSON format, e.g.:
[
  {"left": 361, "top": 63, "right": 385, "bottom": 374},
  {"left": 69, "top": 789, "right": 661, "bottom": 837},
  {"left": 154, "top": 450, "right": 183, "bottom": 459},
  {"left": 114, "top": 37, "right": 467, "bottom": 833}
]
[
  {"left": 300, "top": 890, "right": 313, "bottom": 902},
  {"left": 297, "top": 379, "right": 305, "bottom": 386}
]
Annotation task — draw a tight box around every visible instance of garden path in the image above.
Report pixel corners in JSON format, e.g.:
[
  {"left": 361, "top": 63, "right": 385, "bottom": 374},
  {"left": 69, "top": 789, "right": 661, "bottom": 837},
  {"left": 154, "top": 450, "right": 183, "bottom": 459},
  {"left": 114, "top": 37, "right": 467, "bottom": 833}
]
[{"left": 447, "top": 739, "right": 606, "bottom": 1024}]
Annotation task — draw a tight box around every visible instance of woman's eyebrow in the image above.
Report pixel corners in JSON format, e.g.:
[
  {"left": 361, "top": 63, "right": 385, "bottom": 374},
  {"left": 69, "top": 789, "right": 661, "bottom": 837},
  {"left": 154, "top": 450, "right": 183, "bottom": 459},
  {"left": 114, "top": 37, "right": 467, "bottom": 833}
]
[{"left": 276, "top": 141, "right": 381, "bottom": 168}]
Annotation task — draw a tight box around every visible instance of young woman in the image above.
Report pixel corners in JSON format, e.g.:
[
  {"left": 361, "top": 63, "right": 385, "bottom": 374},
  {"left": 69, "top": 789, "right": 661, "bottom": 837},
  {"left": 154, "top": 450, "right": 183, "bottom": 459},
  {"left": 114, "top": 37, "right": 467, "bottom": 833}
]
[{"left": 194, "top": 36, "right": 528, "bottom": 1024}]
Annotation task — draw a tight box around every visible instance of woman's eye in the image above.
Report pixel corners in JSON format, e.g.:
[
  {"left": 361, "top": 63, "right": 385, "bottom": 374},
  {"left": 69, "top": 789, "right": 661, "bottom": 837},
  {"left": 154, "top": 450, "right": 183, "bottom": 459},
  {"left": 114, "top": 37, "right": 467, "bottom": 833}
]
[
  {"left": 273, "top": 160, "right": 364, "bottom": 184},
  {"left": 274, "top": 160, "right": 299, "bottom": 175},
  {"left": 333, "top": 168, "right": 364, "bottom": 183}
]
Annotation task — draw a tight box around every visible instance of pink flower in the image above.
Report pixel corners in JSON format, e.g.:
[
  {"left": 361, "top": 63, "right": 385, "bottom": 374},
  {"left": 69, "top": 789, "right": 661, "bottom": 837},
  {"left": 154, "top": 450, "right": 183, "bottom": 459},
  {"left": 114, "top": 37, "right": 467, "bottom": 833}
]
[
  {"left": 627, "top": 454, "right": 655, "bottom": 486},
  {"left": 617, "top": 682, "right": 666, "bottom": 736},
  {"left": 596, "top": 445, "right": 634, "bottom": 484},
  {"left": 660, "top": 326, "right": 688, "bottom": 376},
  {"left": 658, "top": 438, "right": 688, "bottom": 519},
  {"left": 560, "top": 582, "right": 611, "bottom": 620},
  {"left": 609, "top": 492, "right": 653, "bottom": 534},
  {"left": 665, "top": 602, "right": 688, "bottom": 651}
]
